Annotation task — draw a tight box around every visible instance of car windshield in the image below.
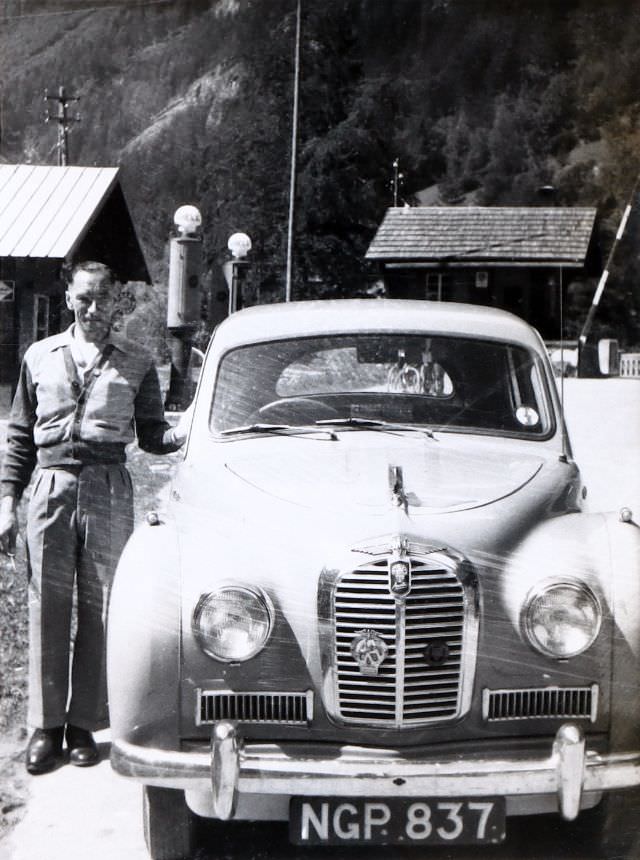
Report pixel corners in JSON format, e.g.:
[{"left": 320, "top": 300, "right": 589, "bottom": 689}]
[{"left": 210, "top": 334, "right": 553, "bottom": 438}]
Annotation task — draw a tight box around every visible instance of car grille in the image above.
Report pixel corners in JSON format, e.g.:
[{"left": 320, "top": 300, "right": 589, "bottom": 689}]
[
  {"left": 334, "top": 554, "right": 472, "bottom": 726},
  {"left": 483, "top": 685, "right": 598, "bottom": 722},
  {"left": 197, "top": 690, "right": 312, "bottom": 725}
]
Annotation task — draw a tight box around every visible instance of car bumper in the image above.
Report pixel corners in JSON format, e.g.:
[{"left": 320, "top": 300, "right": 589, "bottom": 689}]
[{"left": 111, "top": 721, "right": 640, "bottom": 822}]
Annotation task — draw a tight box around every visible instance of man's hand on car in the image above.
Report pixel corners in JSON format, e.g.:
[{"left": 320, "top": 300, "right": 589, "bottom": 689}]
[{"left": 172, "top": 401, "right": 195, "bottom": 447}]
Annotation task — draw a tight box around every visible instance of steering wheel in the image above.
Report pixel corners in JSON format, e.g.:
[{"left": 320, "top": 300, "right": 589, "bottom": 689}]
[{"left": 256, "top": 397, "right": 340, "bottom": 424}]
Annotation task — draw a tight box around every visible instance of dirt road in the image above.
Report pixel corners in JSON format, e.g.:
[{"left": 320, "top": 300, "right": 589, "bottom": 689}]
[{"left": 0, "top": 731, "right": 147, "bottom": 860}]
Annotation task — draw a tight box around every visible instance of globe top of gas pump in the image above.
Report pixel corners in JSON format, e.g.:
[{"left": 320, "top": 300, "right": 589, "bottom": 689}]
[{"left": 174, "top": 205, "right": 202, "bottom": 235}]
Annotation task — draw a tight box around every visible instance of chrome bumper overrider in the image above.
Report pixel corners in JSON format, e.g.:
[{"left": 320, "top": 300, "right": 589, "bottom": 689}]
[{"left": 111, "top": 722, "right": 640, "bottom": 823}]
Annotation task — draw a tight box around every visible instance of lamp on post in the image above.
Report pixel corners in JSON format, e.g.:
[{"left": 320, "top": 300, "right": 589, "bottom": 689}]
[
  {"left": 165, "top": 204, "right": 203, "bottom": 411},
  {"left": 222, "top": 232, "right": 252, "bottom": 315}
]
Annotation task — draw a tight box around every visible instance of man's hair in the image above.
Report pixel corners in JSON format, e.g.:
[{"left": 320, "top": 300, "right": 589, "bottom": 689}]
[{"left": 65, "top": 261, "right": 118, "bottom": 287}]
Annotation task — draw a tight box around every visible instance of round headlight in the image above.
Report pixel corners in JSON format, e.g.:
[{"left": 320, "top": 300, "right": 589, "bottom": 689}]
[
  {"left": 522, "top": 580, "right": 601, "bottom": 659},
  {"left": 193, "top": 586, "right": 273, "bottom": 662}
]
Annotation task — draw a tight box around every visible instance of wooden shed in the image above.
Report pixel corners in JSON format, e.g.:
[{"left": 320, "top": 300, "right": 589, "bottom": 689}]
[
  {"left": 0, "top": 164, "right": 149, "bottom": 401},
  {"left": 365, "top": 206, "right": 600, "bottom": 339}
]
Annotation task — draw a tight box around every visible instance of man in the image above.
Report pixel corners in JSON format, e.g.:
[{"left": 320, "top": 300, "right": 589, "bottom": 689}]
[{"left": 0, "top": 261, "right": 190, "bottom": 774}]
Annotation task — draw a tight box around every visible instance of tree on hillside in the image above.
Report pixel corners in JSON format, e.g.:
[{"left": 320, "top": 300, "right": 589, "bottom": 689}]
[
  {"left": 438, "top": 109, "right": 486, "bottom": 202},
  {"left": 3, "top": 0, "right": 640, "bottom": 341}
]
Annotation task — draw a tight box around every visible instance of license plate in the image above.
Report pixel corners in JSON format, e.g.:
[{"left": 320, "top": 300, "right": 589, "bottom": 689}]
[{"left": 290, "top": 796, "right": 506, "bottom": 845}]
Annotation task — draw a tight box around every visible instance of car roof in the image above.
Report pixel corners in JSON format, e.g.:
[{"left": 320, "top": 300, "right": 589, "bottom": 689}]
[{"left": 212, "top": 299, "right": 546, "bottom": 353}]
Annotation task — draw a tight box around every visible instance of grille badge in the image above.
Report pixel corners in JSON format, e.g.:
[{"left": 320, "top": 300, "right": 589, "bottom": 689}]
[
  {"left": 350, "top": 629, "right": 389, "bottom": 676},
  {"left": 424, "top": 639, "right": 450, "bottom": 666},
  {"left": 389, "top": 560, "right": 411, "bottom": 596}
]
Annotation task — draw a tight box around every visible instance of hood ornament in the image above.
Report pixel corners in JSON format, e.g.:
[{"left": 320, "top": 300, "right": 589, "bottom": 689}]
[
  {"left": 389, "top": 465, "right": 408, "bottom": 509},
  {"left": 351, "top": 629, "right": 388, "bottom": 676}
]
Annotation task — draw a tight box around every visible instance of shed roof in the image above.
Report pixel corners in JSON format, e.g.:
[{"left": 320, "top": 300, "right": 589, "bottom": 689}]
[
  {"left": 0, "top": 164, "right": 149, "bottom": 281},
  {"left": 0, "top": 164, "right": 118, "bottom": 257},
  {"left": 366, "top": 206, "right": 598, "bottom": 266}
]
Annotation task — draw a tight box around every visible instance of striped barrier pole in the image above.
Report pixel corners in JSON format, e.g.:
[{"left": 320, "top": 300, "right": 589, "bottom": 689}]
[{"left": 579, "top": 201, "right": 633, "bottom": 348}]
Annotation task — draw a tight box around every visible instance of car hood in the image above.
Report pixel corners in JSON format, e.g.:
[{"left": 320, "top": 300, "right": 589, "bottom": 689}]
[{"left": 221, "top": 433, "right": 545, "bottom": 513}]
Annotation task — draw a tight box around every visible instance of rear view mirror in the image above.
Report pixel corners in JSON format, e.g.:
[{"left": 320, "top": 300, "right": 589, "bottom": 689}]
[{"left": 356, "top": 337, "right": 402, "bottom": 364}]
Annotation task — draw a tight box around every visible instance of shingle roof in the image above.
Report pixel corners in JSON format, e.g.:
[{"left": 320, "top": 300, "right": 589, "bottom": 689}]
[
  {"left": 365, "top": 206, "right": 597, "bottom": 265},
  {"left": 0, "top": 164, "right": 119, "bottom": 258}
]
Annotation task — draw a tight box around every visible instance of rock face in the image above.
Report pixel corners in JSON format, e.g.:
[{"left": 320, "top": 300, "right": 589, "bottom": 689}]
[{"left": 121, "top": 64, "right": 244, "bottom": 155}]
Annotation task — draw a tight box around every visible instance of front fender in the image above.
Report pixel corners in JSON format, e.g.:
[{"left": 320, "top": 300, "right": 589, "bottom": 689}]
[
  {"left": 107, "top": 515, "right": 181, "bottom": 749},
  {"left": 503, "top": 511, "right": 640, "bottom": 751},
  {"left": 605, "top": 513, "right": 640, "bottom": 750}
]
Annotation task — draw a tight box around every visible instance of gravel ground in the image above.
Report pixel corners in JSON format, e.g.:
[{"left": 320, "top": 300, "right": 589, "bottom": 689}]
[{"left": 0, "top": 419, "right": 28, "bottom": 841}]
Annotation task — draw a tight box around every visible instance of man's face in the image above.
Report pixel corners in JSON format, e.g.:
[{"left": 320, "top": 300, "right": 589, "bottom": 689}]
[{"left": 65, "top": 270, "right": 118, "bottom": 342}]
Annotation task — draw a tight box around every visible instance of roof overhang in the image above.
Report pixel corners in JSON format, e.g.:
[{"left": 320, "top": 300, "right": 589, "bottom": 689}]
[{"left": 381, "top": 260, "right": 586, "bottom": 269}]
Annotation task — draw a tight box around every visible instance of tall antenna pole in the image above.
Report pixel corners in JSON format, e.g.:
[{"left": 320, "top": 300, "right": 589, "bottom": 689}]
[
  {"left": 391, "top": 158, "right": 404, "bottom": 207},
  {"left": 558, "top": 266, "right": 569, "bottom": 460},
  {"left": 285, "top": 0, "right": 301, "bottom": 302},
  {"left": 44, "top": 86, "right": 80, "bottom": 166}
]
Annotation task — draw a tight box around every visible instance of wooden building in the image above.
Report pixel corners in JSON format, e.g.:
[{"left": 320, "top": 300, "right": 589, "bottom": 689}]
[
  {"left": 0, "top": 164, "right": 149, "bottom": 402},
  {"left": 365, "top": 206, "right": 600, "bottom": 340}
]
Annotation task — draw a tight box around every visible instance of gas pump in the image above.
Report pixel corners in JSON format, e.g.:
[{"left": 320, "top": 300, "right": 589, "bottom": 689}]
[
  {"left": 165, "top": 205, "right": 203, "bottom": 410},
  {"left": 222, "top": 232, "right": 252, "bottom": 314}
]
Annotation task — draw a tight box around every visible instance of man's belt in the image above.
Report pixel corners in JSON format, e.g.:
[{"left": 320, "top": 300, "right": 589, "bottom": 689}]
[{"left": 37, "top": 441, "right": 127, "bottom": 468}]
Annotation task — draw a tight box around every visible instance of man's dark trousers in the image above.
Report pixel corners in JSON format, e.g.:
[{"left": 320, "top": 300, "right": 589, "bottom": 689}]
[{"left": 26, "top": 464, "right": 133, "bottom": 730}]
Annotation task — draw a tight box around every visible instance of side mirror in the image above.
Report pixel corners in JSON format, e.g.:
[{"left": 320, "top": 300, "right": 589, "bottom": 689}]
[{"left": 598, "top": 339, "right": 620, "bottom": 376}]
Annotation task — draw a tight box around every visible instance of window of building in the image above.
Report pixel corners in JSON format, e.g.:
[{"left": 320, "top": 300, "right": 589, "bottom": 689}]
[{"left": 425, "top": 273, "right": 451, "bottom": 301}]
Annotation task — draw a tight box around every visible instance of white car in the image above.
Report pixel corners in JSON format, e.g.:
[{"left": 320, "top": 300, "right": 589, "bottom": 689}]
[{"left": 108, "top": 300, "right": 640, "bottom": 859}]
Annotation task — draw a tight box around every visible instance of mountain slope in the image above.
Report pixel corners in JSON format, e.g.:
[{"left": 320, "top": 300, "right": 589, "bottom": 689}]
[{"left": 1, "top": 0, "right": 639, "bottom": 341}]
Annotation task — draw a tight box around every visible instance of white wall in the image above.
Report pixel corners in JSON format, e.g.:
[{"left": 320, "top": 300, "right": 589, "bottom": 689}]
[{"left": 563, "top": 379, "right": 640, "bottom": 513}]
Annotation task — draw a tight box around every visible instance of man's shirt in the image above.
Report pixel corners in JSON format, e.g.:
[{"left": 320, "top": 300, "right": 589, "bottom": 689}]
[{"left": 1, "top": 325, "right": 181, "bottom": 498}]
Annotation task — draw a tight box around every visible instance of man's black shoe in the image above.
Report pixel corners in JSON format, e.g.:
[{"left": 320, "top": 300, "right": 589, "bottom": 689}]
[
  {"left": 25, "top": 727, "right": 64, "bottom": 775},
  {"left": 65, "top": 724, "right": 99, "bottom": 767}
]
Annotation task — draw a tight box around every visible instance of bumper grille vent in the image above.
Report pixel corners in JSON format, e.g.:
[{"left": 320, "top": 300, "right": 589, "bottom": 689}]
[
  {"left": 483, "top": 685, "right": 598, "bottom": 722},
  {"left": 334, "top": 554, "right": 473, "bottom": 727},
  {"left": 197, "top": 690, "right": 312, "bottom": 726}
]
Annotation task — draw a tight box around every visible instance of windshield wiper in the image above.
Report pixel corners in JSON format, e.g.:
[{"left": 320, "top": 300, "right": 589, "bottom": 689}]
[
  {"left": 220, "top": 423, "right": 337, "bottom": 439},
  {"left": 220, "top": 423, "right": 291, "bottom": 435},
  {"left": 315, "top": 417, "right": 435, "bottom": 438}
]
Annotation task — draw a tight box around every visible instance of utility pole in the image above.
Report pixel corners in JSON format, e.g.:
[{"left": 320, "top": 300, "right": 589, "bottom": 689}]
[{"left": 44, "top": 86, "right": 80, "bottom": 166}]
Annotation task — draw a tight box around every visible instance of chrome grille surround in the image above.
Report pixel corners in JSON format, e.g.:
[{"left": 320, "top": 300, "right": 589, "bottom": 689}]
[
  {"left": 483, "top": 685, "right": 599, "bottom": 722},
  {"left": 196, "top": 690, "right": 313, "bottom": 726},
  {"left": 328, "top": 538, "right": 478, "bottom": 728}
]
